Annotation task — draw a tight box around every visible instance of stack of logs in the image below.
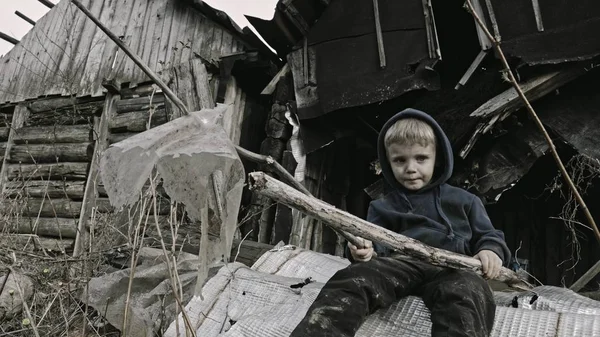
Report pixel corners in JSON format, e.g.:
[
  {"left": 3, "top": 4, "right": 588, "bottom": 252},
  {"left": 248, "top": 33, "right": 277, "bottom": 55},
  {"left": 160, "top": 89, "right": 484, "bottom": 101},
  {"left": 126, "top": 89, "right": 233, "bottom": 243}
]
[
  {"left": 106, "top": 85, "right": 200, "bottom": 251},
  {"left": 0, "top": 96, "right": 105, "bottom": 252}
]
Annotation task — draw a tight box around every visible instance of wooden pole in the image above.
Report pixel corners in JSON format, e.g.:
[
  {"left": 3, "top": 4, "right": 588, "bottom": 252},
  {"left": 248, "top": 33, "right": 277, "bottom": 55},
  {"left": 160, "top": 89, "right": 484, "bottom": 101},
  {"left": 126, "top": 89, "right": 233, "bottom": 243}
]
[
  {"left": 372, "top": 0, "right": 386, "bottom": 68},
  {"left": 69, "top": 0, "right": 189, "bottom": 115},
  {"left": 465, "top": 0, "right": 600, "bottom": 245},
  {"left": 570, "top": 259, "right": 600, "bottom": 292},
  {"left": 248, "top": 171, "right": 530, "bottom": 288},
  {"left": 15, "top": 11, "right": 36, "bottom": 26},
  {"left": 38, "top": 0, "right": 55, "bottom": 9},
  {"left": 0, "top": 32, "right": 19, "bottom": 45}
]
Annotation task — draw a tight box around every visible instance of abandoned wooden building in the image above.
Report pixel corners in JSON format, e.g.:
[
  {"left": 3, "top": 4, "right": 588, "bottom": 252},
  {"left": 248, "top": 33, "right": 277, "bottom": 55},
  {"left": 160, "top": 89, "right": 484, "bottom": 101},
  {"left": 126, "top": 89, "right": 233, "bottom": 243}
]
[
  {"left": 0, "top": 0, "right": 276, "bottom": 256},
  {"left": 242, "top": 0, "right": 600, "bottom": 290},
  {"left": 2, "top": 0, "right": 600, "bottom": 297}
]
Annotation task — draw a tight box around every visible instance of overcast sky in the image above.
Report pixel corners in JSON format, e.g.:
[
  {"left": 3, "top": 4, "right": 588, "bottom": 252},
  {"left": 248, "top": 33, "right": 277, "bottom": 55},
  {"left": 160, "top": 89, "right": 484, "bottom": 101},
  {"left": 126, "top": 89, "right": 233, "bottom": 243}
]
[{"left": 0, "top": 0, "right": 277, "bottom": 57}]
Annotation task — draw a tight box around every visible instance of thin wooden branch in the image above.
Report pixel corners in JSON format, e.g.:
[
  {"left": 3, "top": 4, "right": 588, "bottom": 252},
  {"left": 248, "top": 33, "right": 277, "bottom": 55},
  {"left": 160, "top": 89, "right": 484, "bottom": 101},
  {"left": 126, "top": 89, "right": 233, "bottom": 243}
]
[
  {"left": 0, "top": 32, "right": 19, "bottom": 45},
  {"left": 15, "top": 11, "right": 36, "bottom": 26},
  {"left": 465, "top": 0, "right": 600, "bottom": 244},
  {"left": 570, "top": 259, "right": 600, "bottom": 292},
  {"left": 248, "top": 172, "right": 529, "bottom": 288},
  {"left": 372, "top": 0, "right": 386, "bottom": 68},
  {"left": 70, "top": 0, "right": 189, "bottom": 115}
]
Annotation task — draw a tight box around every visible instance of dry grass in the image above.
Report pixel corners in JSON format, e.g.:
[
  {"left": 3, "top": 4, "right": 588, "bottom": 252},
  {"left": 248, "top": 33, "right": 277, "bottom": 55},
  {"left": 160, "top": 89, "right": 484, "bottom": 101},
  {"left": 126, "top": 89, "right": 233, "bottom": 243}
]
[{"left": 0, "top": 169, "right": 199, "bottom": 337}]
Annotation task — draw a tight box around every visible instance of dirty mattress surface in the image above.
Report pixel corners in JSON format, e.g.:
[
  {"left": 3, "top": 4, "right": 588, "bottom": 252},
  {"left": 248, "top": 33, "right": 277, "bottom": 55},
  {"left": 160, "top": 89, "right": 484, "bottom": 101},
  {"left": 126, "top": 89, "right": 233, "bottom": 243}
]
[{"left": 166, "top": 246, "right": 600, "bottom": 337}]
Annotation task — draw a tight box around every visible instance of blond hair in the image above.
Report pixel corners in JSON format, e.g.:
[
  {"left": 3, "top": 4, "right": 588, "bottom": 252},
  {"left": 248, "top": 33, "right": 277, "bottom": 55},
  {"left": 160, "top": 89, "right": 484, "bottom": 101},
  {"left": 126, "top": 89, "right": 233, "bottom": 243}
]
[{"left": 384, "top": 118, "right": 436, "bottom": 148}]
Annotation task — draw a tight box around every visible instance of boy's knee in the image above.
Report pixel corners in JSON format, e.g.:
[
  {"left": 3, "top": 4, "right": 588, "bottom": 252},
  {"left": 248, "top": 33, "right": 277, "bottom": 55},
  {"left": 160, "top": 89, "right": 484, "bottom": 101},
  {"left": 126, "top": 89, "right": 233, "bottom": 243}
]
[{"left": 451, "top": 270, "right": 493, "bottom": 300}]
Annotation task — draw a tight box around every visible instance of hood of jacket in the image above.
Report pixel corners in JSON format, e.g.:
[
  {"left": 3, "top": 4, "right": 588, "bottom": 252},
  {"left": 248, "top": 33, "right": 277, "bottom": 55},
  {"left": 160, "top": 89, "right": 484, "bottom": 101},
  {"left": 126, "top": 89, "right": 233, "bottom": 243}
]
[{"left": 377, "top": 108, "right": 453, "bottom": 193}]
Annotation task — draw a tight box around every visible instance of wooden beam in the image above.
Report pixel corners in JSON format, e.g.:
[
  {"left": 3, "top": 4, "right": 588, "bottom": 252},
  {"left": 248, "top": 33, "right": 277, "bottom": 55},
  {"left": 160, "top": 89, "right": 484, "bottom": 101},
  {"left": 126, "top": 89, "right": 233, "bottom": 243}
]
[
  {"left": 0, "top": 32, "right": 19, "bottom": 45},
  {"left": 372, "top": 0, "right": 386, "bottom": 69},
  {"left": 15, "top": 11, "right": 36, "bottom": 26},
  {"left": 0, "top": 217, "right": 78, "bottom": 238},
  {"left": 6, "top": 162, "right": 89, "bottom": 181},
  {"left": 261, "top": 64, "right": 290, "bottom": 95},
  {"left": 570, "top": 259, "right": 600, "bottom": 292},
  {"left": 455, "top": 50, "right": 488, "bottom": 90},
  {"left": 248, "top": 171, "right": 530, "bottom": 288},
  {"left": 73, "top": 94, "right": 114, "bottom": 257},
  {"left": 4, "top": 180, "right": 85, "bottom": 199},
  {"left": 280, "top": 0, "right": 310, "bottom": 35},
  {"left": 531, "top": 0, "right": 544, "bottom": 32},
  {"left": 13, "top": 125, "right": 91, "bottom": 144},
  {"left": 460, "top": 65, "right": 588, "bottom": 158},
  {"left": 38, "top": 0, "right": 55, "bottom": 9},
  {"left": 0, "top": 105, "right": 28, "bottom": 193}
]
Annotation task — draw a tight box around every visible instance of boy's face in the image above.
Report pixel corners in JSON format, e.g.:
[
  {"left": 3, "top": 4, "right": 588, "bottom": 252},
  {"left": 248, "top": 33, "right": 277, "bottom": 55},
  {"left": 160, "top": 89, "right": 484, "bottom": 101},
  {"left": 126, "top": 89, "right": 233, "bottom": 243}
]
[{"left": 387, "top": 142, "right": 436, "bottom": 191}]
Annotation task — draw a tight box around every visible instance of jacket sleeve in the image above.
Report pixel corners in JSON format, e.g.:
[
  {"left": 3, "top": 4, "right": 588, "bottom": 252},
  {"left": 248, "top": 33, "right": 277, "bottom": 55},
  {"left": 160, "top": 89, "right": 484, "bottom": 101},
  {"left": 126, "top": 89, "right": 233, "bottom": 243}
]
[
  {"left": 345, "top": 200, "right": 391, "bottom": 262},
  {"left": 468, "top": 195, "right": 511, "bottom": 266}
]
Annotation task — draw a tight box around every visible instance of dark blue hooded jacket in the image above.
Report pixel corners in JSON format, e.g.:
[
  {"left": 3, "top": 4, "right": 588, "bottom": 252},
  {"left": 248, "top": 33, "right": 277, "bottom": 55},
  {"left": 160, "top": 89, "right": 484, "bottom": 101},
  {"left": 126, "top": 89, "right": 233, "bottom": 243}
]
[{"left": 367, "top": 109, "right": 511, "bottom": 265}]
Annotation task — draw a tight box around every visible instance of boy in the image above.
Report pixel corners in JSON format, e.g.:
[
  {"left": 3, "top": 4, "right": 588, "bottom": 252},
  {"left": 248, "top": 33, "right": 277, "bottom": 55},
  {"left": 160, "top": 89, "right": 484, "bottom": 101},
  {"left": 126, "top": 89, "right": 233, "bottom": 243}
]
[{"left": 290, "top": 108, "right": 510, "bottom": 337}]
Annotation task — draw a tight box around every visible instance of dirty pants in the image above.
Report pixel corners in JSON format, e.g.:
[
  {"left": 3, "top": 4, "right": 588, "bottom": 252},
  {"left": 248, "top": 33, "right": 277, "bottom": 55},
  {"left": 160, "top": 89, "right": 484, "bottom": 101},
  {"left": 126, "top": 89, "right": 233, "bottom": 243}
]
[{"left": 290, "top": 257, "right": 495, "bottom": 337}]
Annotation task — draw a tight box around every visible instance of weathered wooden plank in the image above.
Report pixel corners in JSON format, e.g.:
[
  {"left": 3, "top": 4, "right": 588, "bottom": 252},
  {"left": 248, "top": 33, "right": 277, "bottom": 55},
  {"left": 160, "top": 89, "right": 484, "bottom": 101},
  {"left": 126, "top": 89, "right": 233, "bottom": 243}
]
[
  {"left": 1, "top": 198, "right": 82, "bottom": 218},
  {"left": 6, "top": 162, "right": 89, "bottom": 181},
  {"left": 190, "top": 59, "right": 215, "bottom": 110},
  {"left": 16, "top": 2, "right": 52, "bottom": 99},
  {"left": 173, "top": 7, "right": 192, "bottom": 67},
  {"left": 209, "top": 27, "right": 224, "bottom": 64},
  {"left": 27, "top": 96, "right": 104, "bottom": 115},
  {"left": 108, "top": 108, "right": 168, "bottom": 132},
  {"left": 148, "top": 0, "right": 169, "bottom": 74},
  {"left": 114, "top": 0, "right": 146, "bottom": 83},
  {"left": 56, "top": 0, "right": 90, "bottom": 95},
  {"left": 79, "top": 0, "right": 116, "bottom": 95},
  {"left": 0, "top": 105, "right": 29, "bottom": 192},
  {"left": 179, "top": 8, "right": 196, "bottom": 65},
  {"left": 156, "top": 0, "right": 176, "bottom": 73},
  {"left": 0, "top": 217, "right": 78, "bottom": 238},
  {"left": 190, "top": 10, "right": 208, "bottom": 62},
  {"left": 34, "top": 0, "right": 72, "bottom": 95},
  {"left": 163, "top": 2, "right": 184, "bottom": 69},
  {"left": 105, "top": 0, "right": 137, "bottom": 80},
  {"left": 93, "top": 1, "right": 121, "bottom": 95},
  {"left": 13, "top": 125, "right": 91, "bottom": 144},
  {"left": 9, "top": 143, "right": 92, "bottom": 163},
  {"left": 116, "top": 94, "right": 165, "bottom": 113},
  {"left": 124, "top": 0, "right": 155, "bottom": 85},
  {"left": 4, "top": 180, "right": 86, "bottom": 199},
  {"left": 0, "top": 234, "right": 74, "bottom": 253},
  {"left": 74, "top": 94, "right": 114, "bottom": 256},
  {"left": 137, "top": 0, "right": 162, "bottom": 81}
]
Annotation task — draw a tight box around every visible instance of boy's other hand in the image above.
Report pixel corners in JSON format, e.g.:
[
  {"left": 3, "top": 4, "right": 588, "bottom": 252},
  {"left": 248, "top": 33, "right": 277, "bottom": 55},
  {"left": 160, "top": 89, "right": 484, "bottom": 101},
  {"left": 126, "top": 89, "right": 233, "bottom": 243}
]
[
  {"left": 348, "top": 237, "right": 374, "bottom": 262},
  {"left": 475, "top": 250, "right": 502, "bottom": 279}
]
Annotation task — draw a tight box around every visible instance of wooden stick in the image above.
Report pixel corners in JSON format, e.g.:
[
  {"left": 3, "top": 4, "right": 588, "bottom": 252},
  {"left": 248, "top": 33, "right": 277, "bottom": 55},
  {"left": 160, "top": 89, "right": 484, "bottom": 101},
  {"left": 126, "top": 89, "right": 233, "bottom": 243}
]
[
  {"left": 38, "top": 0, "right": 55, "bottom": 9},
  {"left": 0, "top": 32, "right": 19, "bottom": 45},
  {"left": 15, "top": 11, "right": 36, "bottom": 26},
  {"left": 372, "top": 0, "right": 386, "bottom": 68},
  {"left": 248, "top": 172, "right": 529, "bottom": 287},
  {"left": 465, "top": 0, "right": 600, "bottom": 245},
  {"left": 69, "top": 0, "right": 189, "bottom": 115},
  {"left": 570, "top": 259, "right": 600, "bottom": 292},
  {"left": 483, "top": 0, "right": 501, "bottom": 41}
]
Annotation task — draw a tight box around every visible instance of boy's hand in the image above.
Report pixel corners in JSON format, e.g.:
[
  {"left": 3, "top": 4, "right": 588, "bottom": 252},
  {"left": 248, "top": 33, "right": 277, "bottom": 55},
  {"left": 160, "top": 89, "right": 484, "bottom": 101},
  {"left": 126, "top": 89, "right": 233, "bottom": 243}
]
[
  {"left": 475, "top": 250, "right": 502, "bottom": 279},
  {"left": 348, "top": 237, "right": 374, "bottom": 262}
]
